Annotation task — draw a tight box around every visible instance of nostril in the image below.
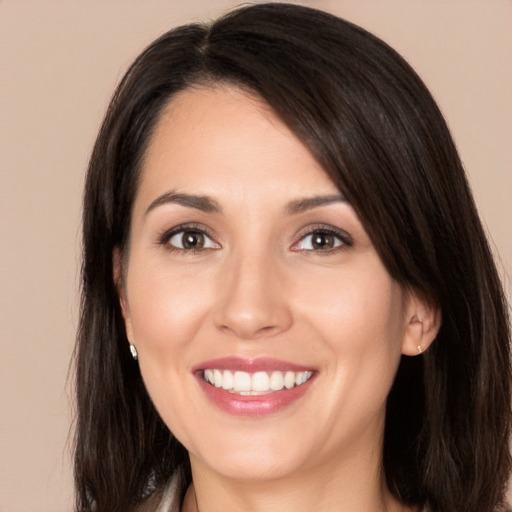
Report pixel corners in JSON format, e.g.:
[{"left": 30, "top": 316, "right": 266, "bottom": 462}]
[{"left": 214, "top": 311, "right": 292, "bottom": 341}]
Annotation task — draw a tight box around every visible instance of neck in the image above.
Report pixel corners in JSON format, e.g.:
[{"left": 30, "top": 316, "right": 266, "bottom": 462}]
[{"left": 183, "top": 446, "right": 414, "bottom": 512}]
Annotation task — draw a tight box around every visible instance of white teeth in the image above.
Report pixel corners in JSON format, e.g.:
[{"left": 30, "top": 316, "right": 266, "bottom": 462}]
[
  {"left": 202, "top": 369, "right": 313, "bottom": 394},
  {"left": 296, "top": 371, "right": 312, "bottom": 386},
  {"left": 284, "top": 371, "right": 295, "bottom": 389},
  {"left": 204, "top": 369, "right": 214, "bottom": 385},
  {"left": 270, "top": 371, "right": 284, "bottom": 390},
  {"left": 233, "top": 371, "right": 251, "bottom": 392},
  {"left": 251, "top": 371, "right": 270, "bottom": 391},
  {"left": 213, "top": 369, "right": 223, "bottom": 388},
  {"left": 222, "top": 370, "right": 234, "bottom": 390}
]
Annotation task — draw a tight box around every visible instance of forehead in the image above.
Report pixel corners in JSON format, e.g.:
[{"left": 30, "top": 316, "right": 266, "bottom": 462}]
[{"left": 135, "top": 85, "right": 338, "bottom": 211}]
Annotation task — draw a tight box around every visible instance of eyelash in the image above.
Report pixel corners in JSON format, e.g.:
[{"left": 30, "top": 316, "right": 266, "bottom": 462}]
[
  {"left": 157, "top": 223, "right": 219, "bottom": 254},
  {"left": 291, "top": 224, "right": 353, "bottom": 254},
  {"left": 157, "top": 223, "right": 352, "bottom": 255}
]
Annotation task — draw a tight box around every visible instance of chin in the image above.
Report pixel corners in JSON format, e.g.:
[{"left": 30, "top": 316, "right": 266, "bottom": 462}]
[
  {"left": 188, "top": 430, "right": 312, "bottom": 482},
  {"left": 200, "top": 454, "right": 301, "bottom": 483}
]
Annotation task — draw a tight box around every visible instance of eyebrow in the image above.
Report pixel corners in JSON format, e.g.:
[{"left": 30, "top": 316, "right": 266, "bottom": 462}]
[
  {"left": 285, "top": 194, "right": 347, "bottom": 214},
  {"left": 145, "top": 191, "right": 222, "bottom": 216},
  {"left": 144, "top": 191, "right": 346, "bottom": 216}
]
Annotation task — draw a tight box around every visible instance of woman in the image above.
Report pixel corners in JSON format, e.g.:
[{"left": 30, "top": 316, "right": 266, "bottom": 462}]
[{"left": 74, "top": 3, "right": 511, "bottom": 512}]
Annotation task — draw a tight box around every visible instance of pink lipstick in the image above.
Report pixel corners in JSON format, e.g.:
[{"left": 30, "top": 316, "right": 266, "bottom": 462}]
[{"left": 193, "top": 357, "right": 316, "bottom": 416}]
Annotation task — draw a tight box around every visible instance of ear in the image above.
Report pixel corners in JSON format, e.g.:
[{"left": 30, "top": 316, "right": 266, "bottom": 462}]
[
  {"left": 113, "top": 247, "right": 134, "bottom": 343},
  {"left": 401, "top": 291, "right": 441, "bottom": 356}
]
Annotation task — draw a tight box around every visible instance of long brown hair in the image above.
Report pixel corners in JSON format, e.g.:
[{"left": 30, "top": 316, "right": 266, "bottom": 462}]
[{"left": 75, "top": 4, "right": 511, "bottom": 511}]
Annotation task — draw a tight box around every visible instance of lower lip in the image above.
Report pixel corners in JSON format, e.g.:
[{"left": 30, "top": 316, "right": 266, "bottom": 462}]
[{"left": 196, "top": 374, "right": 315, "bottom": 417}]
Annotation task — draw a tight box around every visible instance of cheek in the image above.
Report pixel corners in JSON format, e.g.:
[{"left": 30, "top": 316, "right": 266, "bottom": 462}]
[
  {"left": 123, "top": 256, "right": 216, "bottom": 424},
  {"left": 126, "top": 257, "right": 212, "bottom": 354},
  {"left": 300, "top": 261, "right": 406, "bottom": 351},
  {"left": 301, "top": 264, "right": 406, "bottom": 404},
  {"left": 124, "top": 258, "right": 209, "bottom": 441}
]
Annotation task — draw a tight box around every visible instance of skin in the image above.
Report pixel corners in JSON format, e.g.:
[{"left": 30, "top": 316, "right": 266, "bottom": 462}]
[{"left": 116, "top": 86, "right": 439, "bottom": 512}]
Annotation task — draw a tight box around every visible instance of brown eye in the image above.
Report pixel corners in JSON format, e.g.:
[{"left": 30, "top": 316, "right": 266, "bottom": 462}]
[
  {"left": 311, "top": 233, "right": 336, "bottom": 250},
  {"left": 293, "top": 229, "right": 347, "bottom": 252},
  {"left": 167, "top": 229, "right": 219, "bottom": 251},
  {"left": 181, "top": 231, "right": 205, "bottom": 249}
]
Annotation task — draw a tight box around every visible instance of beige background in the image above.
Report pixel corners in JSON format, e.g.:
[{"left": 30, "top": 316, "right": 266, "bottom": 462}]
[{"left": 0, "top": 1, "right": 510, "bottom": 511}]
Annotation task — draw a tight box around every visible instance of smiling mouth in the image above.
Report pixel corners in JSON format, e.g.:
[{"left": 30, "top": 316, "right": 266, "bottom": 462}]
[{"left": 202, "top": 369, "right": 314, "bottom": 395}]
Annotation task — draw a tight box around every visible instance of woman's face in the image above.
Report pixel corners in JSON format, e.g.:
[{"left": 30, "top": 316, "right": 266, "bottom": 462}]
[{"left": 118, "top": 86, "right": 424, "bottom": 483}]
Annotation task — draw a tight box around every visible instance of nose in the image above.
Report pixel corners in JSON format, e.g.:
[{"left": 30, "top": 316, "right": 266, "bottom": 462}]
[{"left": 213, "top": 249, "right": 293, "bottom": 340}]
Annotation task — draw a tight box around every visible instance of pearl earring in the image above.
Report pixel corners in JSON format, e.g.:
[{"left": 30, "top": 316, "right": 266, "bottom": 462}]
[
  {"left": 129, "top": 344, "right": 138, "bottom": 360},
  {"left": 417, "top": 345, "right": 423, "bottom": 354}
]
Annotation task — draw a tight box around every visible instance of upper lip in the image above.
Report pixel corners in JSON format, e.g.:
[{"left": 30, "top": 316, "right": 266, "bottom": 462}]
[{"left": 192, "top": 357, "right": 315, "bottom": 373}]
